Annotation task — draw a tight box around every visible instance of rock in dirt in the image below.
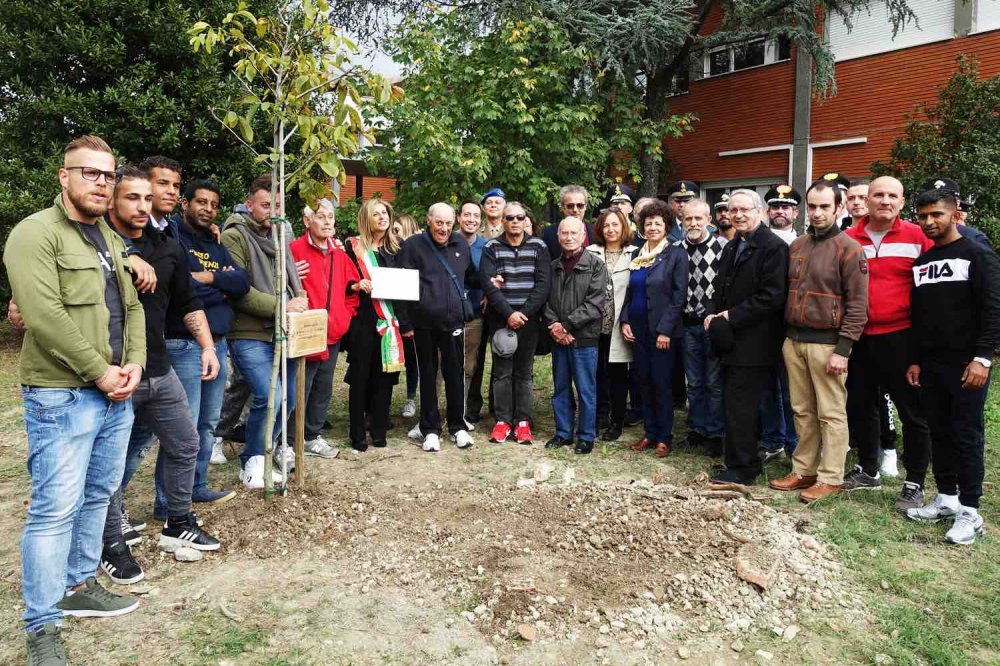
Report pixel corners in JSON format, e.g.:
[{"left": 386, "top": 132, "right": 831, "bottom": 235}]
[
  {"left": 516, "top": 478, "right": 536, "bottom": 489},
  {"left": 159, "top": 540, "right": 181, "bottom": 553},
  {"left": 735, "top": 542, "right": 780, "bottom": 590},
  {"left": 782, "top": 624, "right": 800, "bottom": 641},
  {"left": 755, "top": 650, "right": 774, "bottom": 661},
  {"left": 174, "top": 547, "right": 203, "bottom": 562},
  {"left": 534, "top": 462, "right": 555, "bottom": 483},
  {"left": 873, "top": 654, "right": 892, "bottom": 665},
  {"left": 677, "top": 646, "right": 692, "bottom": 660},
  {"left": 518, "top": 624, "right": 536, "bottom": 642},
  {"left": 562, "top": 468, "right": 576, "bottom": 485}
]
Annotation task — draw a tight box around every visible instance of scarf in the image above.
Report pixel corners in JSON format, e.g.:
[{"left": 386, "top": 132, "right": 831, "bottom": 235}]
[
  {"left": 349, "top": 237, "right": 405, "bottom": 373},
  {"left": 233, "top": 215, "right": 303, "bottom": 303},
  {"left": 629, "top": 239, "right": 668, "bottom": 270}
]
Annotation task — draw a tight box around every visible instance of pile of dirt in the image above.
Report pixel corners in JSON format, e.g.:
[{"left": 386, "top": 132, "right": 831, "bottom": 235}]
[{"left": 206, "top": 469, "right": 862, "bottom": 651}]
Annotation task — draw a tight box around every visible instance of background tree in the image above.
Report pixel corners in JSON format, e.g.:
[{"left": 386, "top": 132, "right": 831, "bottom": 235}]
[
  {"left": 873, "top": 56, "right": 999, "bottom": 246},
  {"left": 0, "top": 0, "right": 284, "bottom": 301}
]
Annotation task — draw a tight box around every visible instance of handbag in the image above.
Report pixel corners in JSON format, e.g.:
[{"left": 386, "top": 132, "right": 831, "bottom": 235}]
[{"left": 423, "top": 233, "right": 475, "bottom": 323}]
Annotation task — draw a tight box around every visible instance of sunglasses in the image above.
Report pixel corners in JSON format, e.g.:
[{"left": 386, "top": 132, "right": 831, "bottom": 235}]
[
  {"left": 504, "top": 214, "right": 527, "bottom": 221},
  {"left": 564, "top": 203, "right": 586, "bottom": 210},
  {"left": 66, "top": 166, "right": 117, "bottom": 183}
]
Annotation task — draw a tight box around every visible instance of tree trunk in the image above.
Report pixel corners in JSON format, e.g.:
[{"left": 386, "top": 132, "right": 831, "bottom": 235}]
[{"left": 637, "top": 66, "right": 673, "bottom": 198}]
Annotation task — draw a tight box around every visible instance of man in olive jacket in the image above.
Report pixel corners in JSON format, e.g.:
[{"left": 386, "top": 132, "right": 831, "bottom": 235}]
[
  {"left": 544, "top": 217, "right": 608, "bottom": 454},
  {"left": 4, "top": 136, "right": 146, "bottom": 663}
]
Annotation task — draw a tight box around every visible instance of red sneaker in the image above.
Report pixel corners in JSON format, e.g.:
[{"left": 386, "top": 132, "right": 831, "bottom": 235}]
[
  {"left": 514, "top": 420, "right": 533, "bottom": 445},
  {"left": 489, "top": 421, "right": 512, "bottom": 443}
]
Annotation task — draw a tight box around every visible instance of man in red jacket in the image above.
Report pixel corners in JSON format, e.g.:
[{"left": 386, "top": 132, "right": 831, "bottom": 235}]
[
  {"left": 843, "top": 177, "right": 933, "bottom": 513},
  {"left": 289, "top": 199, "right": 360, "bottom": 457}
]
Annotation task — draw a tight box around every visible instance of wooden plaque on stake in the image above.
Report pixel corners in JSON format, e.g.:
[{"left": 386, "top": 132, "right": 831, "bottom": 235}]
[{"left": 287, "top": 309, "right": 328, "bottom": 358}]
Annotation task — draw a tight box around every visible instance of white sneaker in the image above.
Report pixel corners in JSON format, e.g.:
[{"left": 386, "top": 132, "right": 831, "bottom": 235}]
[
  {"left": 304, "top": 436, "right": 339, "bottom": 459},
  {"left": 452, "top": 430, "right": 474, "bottom": 449},
  {"left": 407, "top": 424, "right": 423, "bottom": 441},
  {"left": 945, "top": 507, "right": 985, "bottom": 545},
  {"left": 240, "top": 455, "right": 284, "bottom": 490},
  {"left": 272, "top": 445, "right": 296, "bottom": 470},
  {"left": 402, "top": 399, "right": 417, "bottom": 418},
  {"left": 422, "top": 433, "right": 441, "bottom": 452},
  {"left": 906, "top": 493, "right": 959, "bottom": 523},
  {"left": 210, "top": 437, "right": 227, "bottom": 465},
  {"left": 879, "top": 448, "right": 899, "bottom": 478}
]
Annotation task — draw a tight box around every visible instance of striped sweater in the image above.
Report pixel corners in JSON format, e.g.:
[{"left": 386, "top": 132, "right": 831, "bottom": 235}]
[{"left": 480, "top": 234, "right": 552, "bottom": 324}]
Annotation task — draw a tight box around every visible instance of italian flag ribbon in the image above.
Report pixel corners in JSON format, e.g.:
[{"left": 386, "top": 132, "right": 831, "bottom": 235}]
[{"left": 350, "top": 237, "right": 405, "bottom": 373}]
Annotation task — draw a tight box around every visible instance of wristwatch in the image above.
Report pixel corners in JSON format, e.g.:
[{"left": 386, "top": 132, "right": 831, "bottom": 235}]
[{"left": 973, "top": 357, "right": 993, "bottom": 369}]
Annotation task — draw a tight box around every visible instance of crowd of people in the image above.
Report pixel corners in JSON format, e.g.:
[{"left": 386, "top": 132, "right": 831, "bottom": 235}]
[{"left": 5, "top": 134, "right": 999, "bottom": 665}]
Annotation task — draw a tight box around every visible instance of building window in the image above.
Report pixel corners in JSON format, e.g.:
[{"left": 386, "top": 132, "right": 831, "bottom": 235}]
[{"left": 698, "top": 37, "right": 791, "bottom": 79}]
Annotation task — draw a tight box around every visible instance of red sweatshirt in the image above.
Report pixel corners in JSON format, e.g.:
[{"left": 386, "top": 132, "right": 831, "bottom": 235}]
[
  {"left": 289, "top": 233, "right": 360, "bottom": 361},
  {"left": 845, "top": 216, "right": 933, "bottom": 335}
]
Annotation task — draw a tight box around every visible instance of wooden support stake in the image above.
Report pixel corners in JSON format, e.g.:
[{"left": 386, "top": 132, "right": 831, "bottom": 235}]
[{"left": 294, "top": 355, "right": 306, "bottom": 485}]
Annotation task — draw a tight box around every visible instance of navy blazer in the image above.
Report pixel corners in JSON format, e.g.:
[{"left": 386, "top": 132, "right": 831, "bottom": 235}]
[{"left": 620, "top": 244, "right": 689, "bottom": 340}]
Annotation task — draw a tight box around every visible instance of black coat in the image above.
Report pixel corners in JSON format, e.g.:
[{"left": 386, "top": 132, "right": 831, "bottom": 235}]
[
  {"left": 710, "top": 224, "right": 789, "bottom": 367},
  {"left": 397, "top": 232, "right": 475, "bottom": 332}
]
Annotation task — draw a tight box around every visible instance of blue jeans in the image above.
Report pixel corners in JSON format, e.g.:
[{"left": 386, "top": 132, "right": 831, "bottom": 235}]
[
  {"left": 760, "top": 357, "right": 797, "bottom": 453},
  {"left": 551, "top": 344, "right": 599, "bottom": 442},
  {"left": 165, "top": 338, "right": 229, "bottom": 500},
  {"left": 683, "top": 323, "right": 724, "bottom": 439},
  {"left": 229, "top": 339, "right": 297, "bottom": 464},
  {"left": 20, "top": 387, "right": 134, "bottom": 632},
  {"left": 632, "top": 314, "right": 676, "bottom": 443}
]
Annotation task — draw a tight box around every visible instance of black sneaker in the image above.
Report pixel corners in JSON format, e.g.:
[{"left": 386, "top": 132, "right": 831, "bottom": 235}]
[
  {"left": 121, "top": 506, "right": 146, "bottom": 533},
  {"left": 159, "top": 513, "right": 221, "bottom": 551},
  {"left": 574, "top": 440, "right": 594, "bottom": 455},
  {"left": 704, "top": 437, "right": 724, "bottom": 457},
  {"left": 624, "top": 411, "right": 643, "bottom": 427},
  {"left": 599, "top": 424, "right": 623, "bottom": 442},
  {"left": 100, "top": 541, "right": 145, "bottom": 585},
  {"left": 759, "top": 447, "right": 785, "bottom": 463},
  {"left": 545, "top": 436, "right": 572, "bottom": 449},
  {"left": 121, "top": 523, "right": 143, "bottom": 547},
  {"left": 26, "top": 623, "right": 66, "bottom": 666},
  {"left": 710, "top": 467, "right": 759, "bottom": 486},
  {"left": 842, "top": 465, "right": 882, "bottom": 491},
  {"left": 680, "top": 432, "right": 707, "bottom": 449}
]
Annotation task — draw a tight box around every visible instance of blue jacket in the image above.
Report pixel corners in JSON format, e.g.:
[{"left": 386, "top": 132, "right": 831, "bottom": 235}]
[
  {"left": 959, "top": 224, "right": 992, "bottom": 249},
  {"left": 467, "top": 235, "right": 487, "bottom": 318},
  {"left": 620, "top": 244, "right": 689, "bottom": 340},
  {"left": 166, "top": 220, "right": 251, "bottom": 339}
]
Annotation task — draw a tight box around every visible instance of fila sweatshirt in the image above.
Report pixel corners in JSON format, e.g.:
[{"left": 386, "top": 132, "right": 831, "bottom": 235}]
[{"left": 910, "top": 236, "right": 1000, "bottom": 365}]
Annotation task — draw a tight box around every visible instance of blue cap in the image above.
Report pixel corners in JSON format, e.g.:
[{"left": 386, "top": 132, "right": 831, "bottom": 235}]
[{"left": 481, "top": 187, "right": 506, "bottom": 204}]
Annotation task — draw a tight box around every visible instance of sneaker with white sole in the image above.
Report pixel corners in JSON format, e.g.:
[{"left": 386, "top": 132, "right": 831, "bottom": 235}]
[
  {"left": 407, "top": 424, "right": 423, "bottom": 441},
  {"left": 894, "top": 481, "right": 924, "bottom": 514},
  {"left": 402, "top": 399, "right": 417, "bottom": 418},
  {"left": 906, "top": 493, "right": 959, "bottom": 523},
  {"left": 945, "top": 507, "right": 985, "bottom": 545},
  {"left": 841, "top": 465, "right": 882, "bottom": 491},
  {"left": 100, "top": 541, "right": 144, "bottom": 585},
  {"left": 272, "top": 445, "right": 296, "bottom": 471},
  {"left": 119, "top": 512, "right": 143, "bottom": 547},
  {"left": 240, "top": 455, "right": 283, "bottom": 490},
  {"left": 879, "top": 448, "right": 899, "bottom": 478},
  {"left": 452, "top": 430, "right": 474, "bottom": 449},
  {"left": 121, "top": 506, "right": 145, "bottom": 533},
  {"left": 304, "top": 436, "right": 339, "bottom": 459},
  {"left": 160, "top": 513, "right": 221, "bottom": 551},
  {"left": 422, "top": 433, "right": 441, "bottom": 452},
  {"left": 210, "top": 438, "right": 228, "bottom": 465},
  {"left": 56, "top": 577, "right": 139, "bottom": 618}
]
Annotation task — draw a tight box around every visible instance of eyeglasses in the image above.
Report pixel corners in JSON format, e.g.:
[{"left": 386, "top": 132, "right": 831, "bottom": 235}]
[
  {"left": 728, "top": 207, "right": 756, "bottom": 216},
  {"left": 504, "top": 214, "right": 527, "bottom": 221},
  {"left": 564, "top": 202, "right": 586, "bottom": 210},
  {"left": 66, "top": 166, "right": 117, "bottom": 183}
]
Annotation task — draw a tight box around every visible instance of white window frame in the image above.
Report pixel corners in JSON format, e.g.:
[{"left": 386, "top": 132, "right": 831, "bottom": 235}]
[{"left": 698, "top": 38, "right": 789, "bottom": 79}]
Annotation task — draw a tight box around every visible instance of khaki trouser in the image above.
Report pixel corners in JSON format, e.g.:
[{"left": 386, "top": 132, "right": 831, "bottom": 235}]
[
  {"left": 464, "top": 318, "right": 483, "bottom": 382},
  {"left": 783, "top": 339, "right": 850, "bottom": 485}
]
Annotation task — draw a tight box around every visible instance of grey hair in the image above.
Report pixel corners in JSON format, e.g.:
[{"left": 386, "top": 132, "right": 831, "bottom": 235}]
[
  {"left": 558, "top": 216, "right": 585, "bottom": 231},
  {"left": 304, "top": 198, "right": 334, "bottom": 217},
  {"left": 559, "top": 184, "right": 589, "bottom": 203},
  {"left": 682, "top": 198, "right": 711, "bottom": 217},
  {"left": 427, "top": 201, "right": 455, "bottom": 220},
  {"left": 729, "top": 188, "right": 763, "bottom": 210}
]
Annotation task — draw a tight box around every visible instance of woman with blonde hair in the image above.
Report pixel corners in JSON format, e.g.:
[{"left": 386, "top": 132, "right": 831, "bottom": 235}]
[
  {"left": 392, "top": 213, "right": 419, "bottom": 244},
  {"left": 344, "top": 198, "right": 403, "bottom": 451}
]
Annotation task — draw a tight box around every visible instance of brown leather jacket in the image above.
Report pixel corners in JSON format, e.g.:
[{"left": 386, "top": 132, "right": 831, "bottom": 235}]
[{"left": 785, "top": 224, "right": 869, "bottom": 356}]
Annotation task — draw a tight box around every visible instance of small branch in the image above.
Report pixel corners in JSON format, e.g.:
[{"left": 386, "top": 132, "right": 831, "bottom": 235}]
[
  {"left": 209, "top": 108, "right": 261, "bottom": 156},
  {"left": 281, "top": 124, "right": 300, "bottom": 148}
]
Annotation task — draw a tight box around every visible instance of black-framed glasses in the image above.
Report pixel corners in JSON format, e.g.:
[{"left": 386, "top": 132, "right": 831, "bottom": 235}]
[
  {"left": 504, "top": 214, "right": 527, "bottom": 221},
  {"left": 564, "top": 202, "right": 586, "bottom": 210},
  {"left": 66, "top": 166, "right": 117, "bottom": 183}
]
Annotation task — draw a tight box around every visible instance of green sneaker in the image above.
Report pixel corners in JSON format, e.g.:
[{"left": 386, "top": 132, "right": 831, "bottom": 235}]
[
  {"left": 26, "top": 623, "right": 67, "bottom": 666},
  {"left": 56, "top": 577, "right": 139, "bottom": 618}
]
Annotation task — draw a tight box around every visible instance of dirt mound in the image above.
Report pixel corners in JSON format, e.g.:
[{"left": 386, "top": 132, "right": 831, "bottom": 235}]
[{"left": 208, "top": 470, "right": 862, "bottom": 649}]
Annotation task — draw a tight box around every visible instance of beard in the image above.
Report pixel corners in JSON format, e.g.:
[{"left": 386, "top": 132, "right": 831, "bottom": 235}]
[
  {"left": 770, "top": 215, "right": 792, "bottom": 229},
  {"left": 716, "top": 220, "right": 732, "bottom": 230},
  {"left": 67, "top": 187, "right": 109, "bottom": 219}
]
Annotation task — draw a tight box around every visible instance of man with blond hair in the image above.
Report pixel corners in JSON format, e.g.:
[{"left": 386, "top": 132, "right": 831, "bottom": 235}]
[{"left": 5, "top": 135, "right": 147, "bottom": 664}]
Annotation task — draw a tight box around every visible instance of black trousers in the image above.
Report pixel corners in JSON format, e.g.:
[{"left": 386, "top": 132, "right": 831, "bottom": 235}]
[
  {"left": 847, "top": 329, "right": 931, "bottom": 485},
  {"left": 403, "top": 336, "right": 419, "bottom": 400},
  {"left": 922, "top": 359, "right": 989, "bottom": 508},
  {"left": 723, "top": 365, "right": 770, "bottom": 477},
  {"left": 347, "top": 330, "right": 398, "bottom": 447},
  {"left": 595, "top": 333, "right": 628, "bottom": 426},
  {"left": 415, "top": 328, "right": 466, "bottom": 436},
  {"left": 672, "top": 334, "right": 687, "bottom": 405},
  {"left": 491, "top": 318, "right": 539, "bottom": 424}
]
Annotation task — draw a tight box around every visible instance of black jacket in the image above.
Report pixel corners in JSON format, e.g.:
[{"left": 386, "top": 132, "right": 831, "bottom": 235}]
[
  {"left": 620, "top": 244, "right": 689, "bottom": 340},
  {"left": 543, "top": 250, "right": 607, "bottom": 347},
  {"left": 397, "top": 232, "right": 475, "bottom": 332},
  {"left": 127, "top": 228, "right": 203, "bottom": 378},
  {"left": 710, "top": 224, "right": 789, "bottom": 367}
]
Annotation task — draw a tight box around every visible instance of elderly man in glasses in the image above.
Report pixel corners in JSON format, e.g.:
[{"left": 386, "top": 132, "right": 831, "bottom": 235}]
[{"left": 542, "top": 185, "right": 596, "bottom": 258}]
